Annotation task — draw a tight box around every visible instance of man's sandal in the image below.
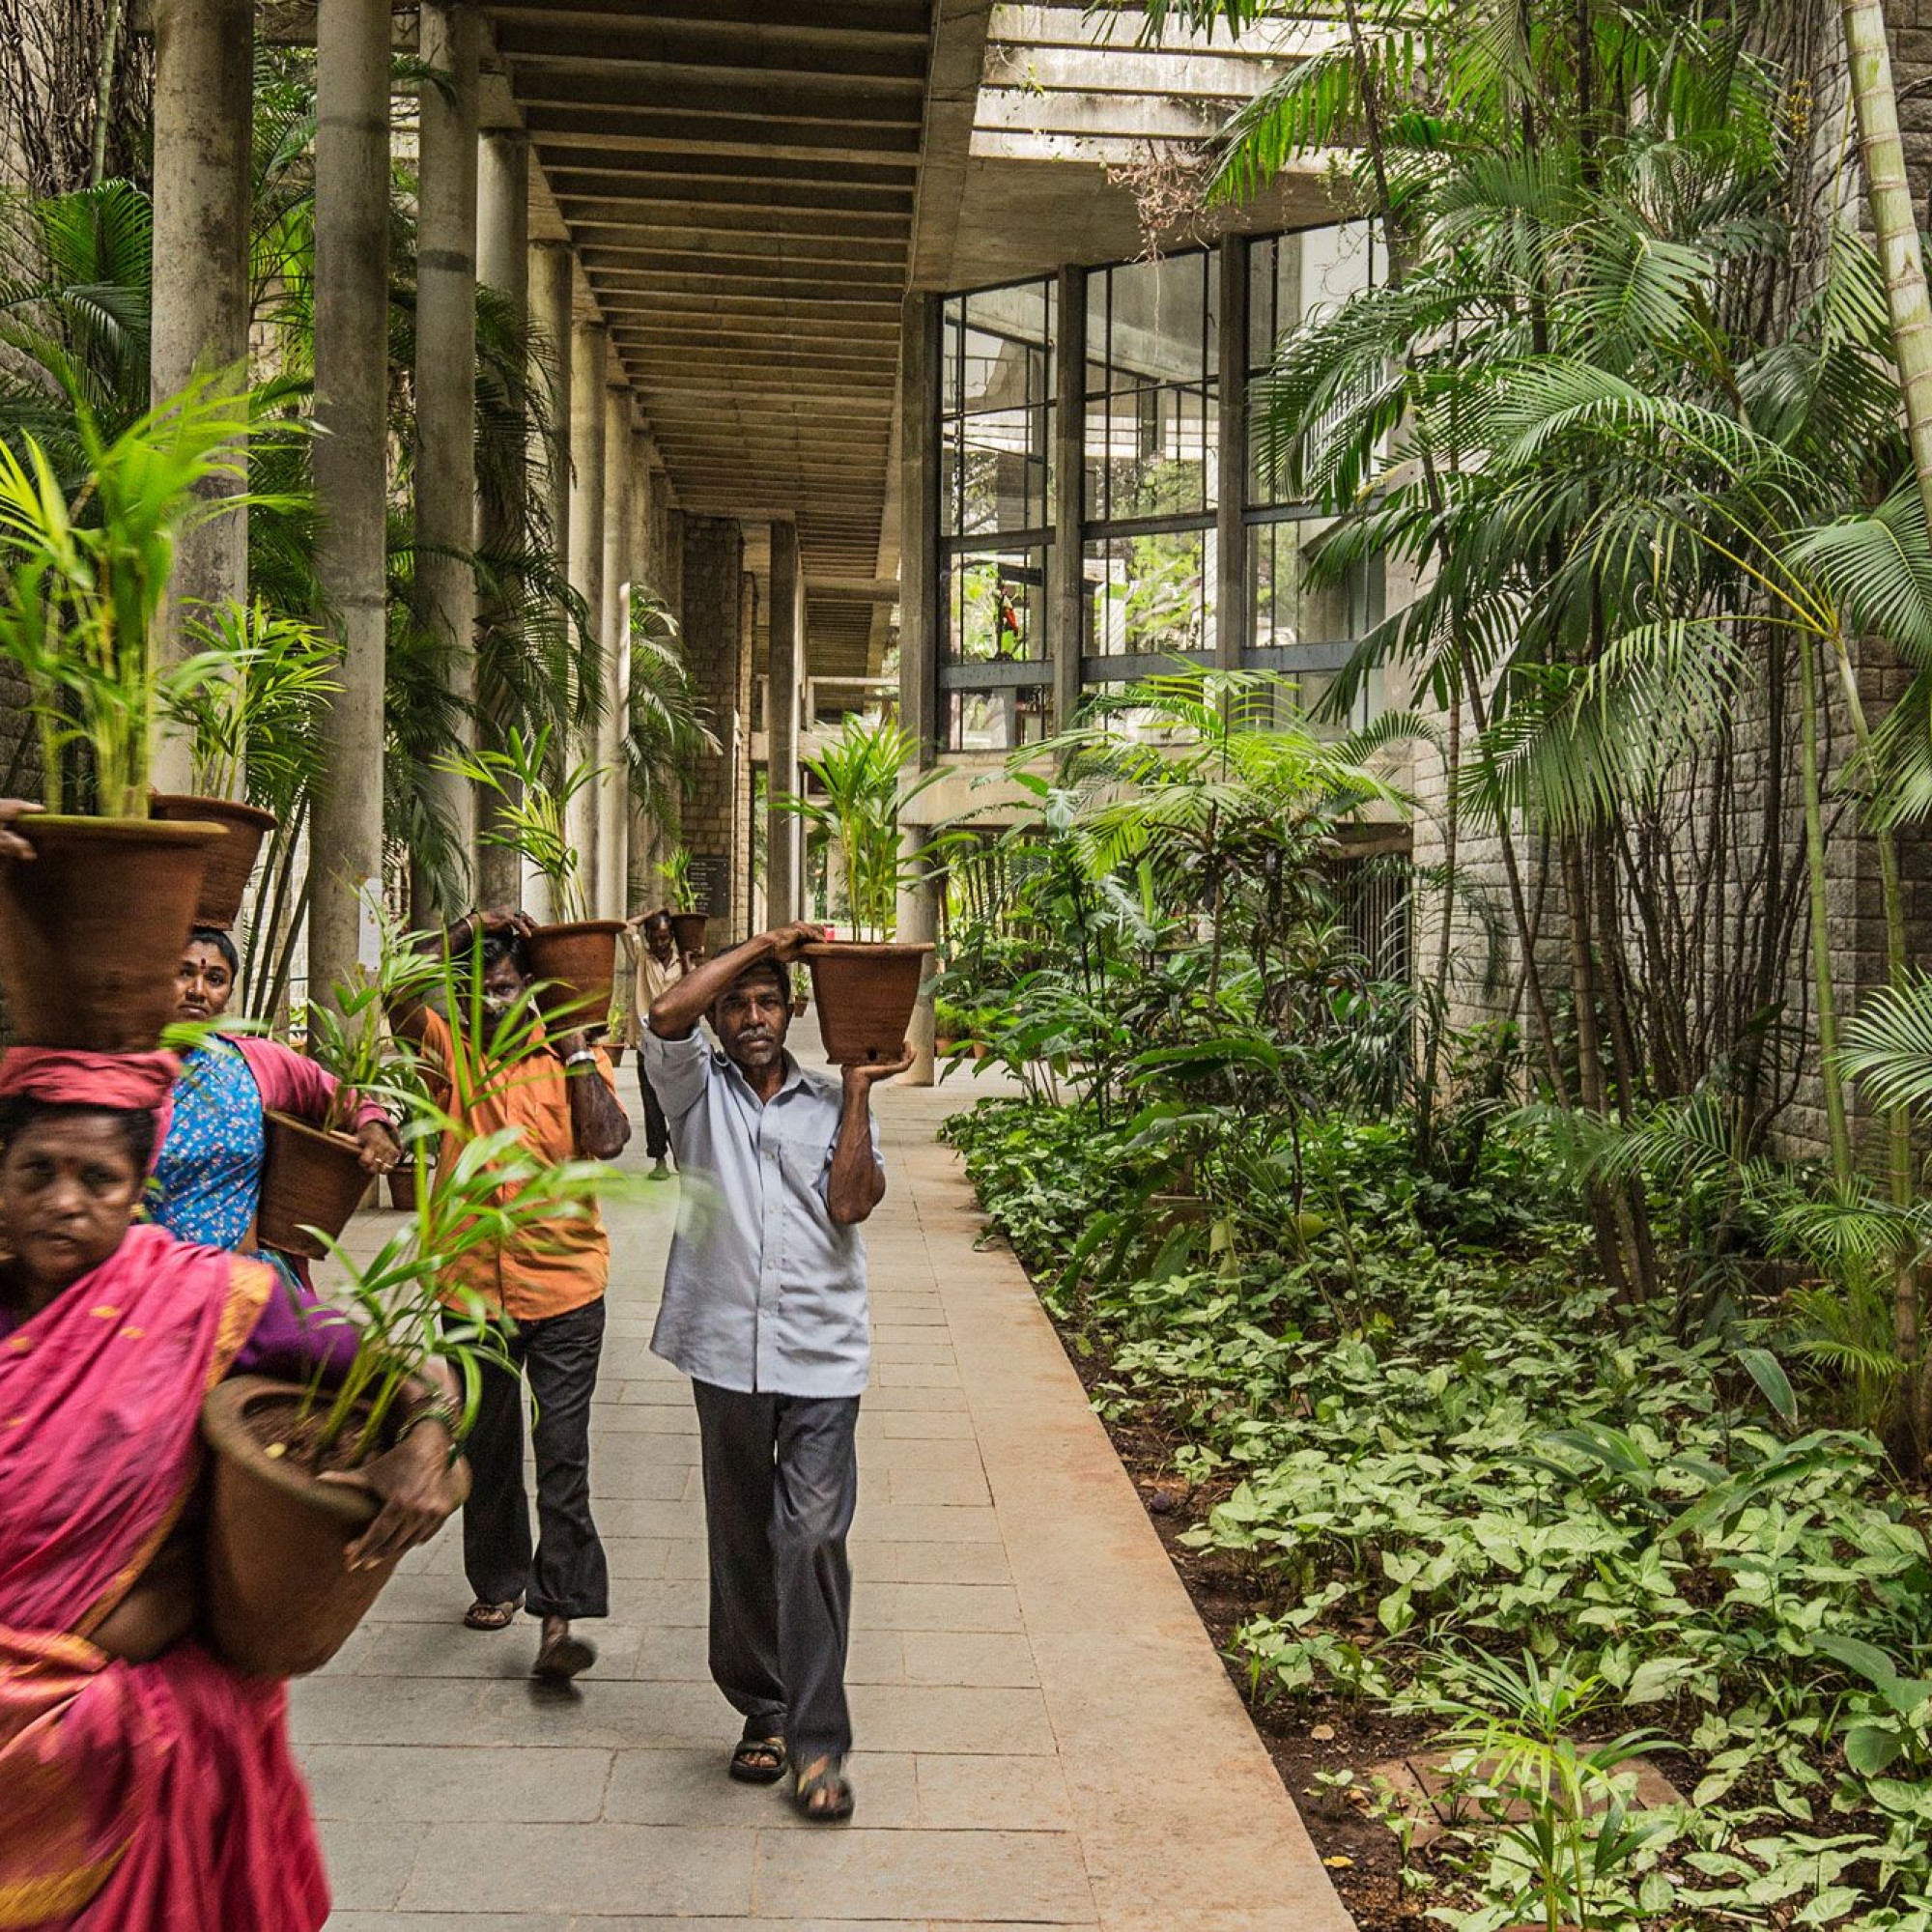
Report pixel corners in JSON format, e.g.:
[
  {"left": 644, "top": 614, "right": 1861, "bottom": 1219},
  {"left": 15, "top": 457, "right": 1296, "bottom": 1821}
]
[
  {"left": 463, "top": 1597, "right": 521, "bottom": 1631},
  {"left": 792, "top": 1754, "right": 855, "bottom": 1823},
  {"left": 729, "top": 1733, "right": 788, "bottom": 1785}
]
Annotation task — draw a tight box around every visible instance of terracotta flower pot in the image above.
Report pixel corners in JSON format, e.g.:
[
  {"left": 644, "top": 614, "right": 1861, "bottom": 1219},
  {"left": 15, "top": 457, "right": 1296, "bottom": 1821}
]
[
  {"left": 200, "top": 1376, "right": 469, "bottom": 1678},
  {"left": 151, "top": 794, "right": 277, "bottom": 929},
  {"left": 0, "top": 813, "right": 226, "bottom": 1050},
  {"left": 524, "top": 920, "right": 626, "bottom": 1028},
  {"left": 385, "top": 1165, "right": 418, "bottom": 1211},
  {"left": 802, "top": 940, "right": 933, "bottom": 1066},
  {"left": 257, "top": 1111, "right": 369, "bottom": 1261},
  {"left": 670, "top": 909, "right": 708, "bottom": 956}
]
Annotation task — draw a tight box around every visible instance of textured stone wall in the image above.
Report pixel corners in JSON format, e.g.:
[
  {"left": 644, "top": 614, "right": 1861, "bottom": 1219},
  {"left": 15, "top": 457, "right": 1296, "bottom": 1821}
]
[
  {"left": 1403, "top": 0, "right": 1932, "bottom": 1166},
  {"left": 678, "top": 516, "right": 749, "bottom": 939}
]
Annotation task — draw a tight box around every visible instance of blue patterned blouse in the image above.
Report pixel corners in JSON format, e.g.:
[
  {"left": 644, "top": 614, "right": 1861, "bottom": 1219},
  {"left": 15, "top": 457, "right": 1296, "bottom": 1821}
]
[{"left": 152, "top": 1040, "right": 265, "bottom": 1253}]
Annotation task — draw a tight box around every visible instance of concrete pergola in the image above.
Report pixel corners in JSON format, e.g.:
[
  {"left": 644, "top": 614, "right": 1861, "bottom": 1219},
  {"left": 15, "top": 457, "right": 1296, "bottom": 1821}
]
[{"left": 144, "top": 0, "right": 1341, "bottom": 1032}]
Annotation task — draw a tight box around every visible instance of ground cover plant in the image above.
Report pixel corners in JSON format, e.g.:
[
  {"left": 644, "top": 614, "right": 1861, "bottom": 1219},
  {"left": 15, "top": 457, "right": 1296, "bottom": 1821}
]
[{"left": 944, "top": 1094, "right": 1932, "bottom": 1929}]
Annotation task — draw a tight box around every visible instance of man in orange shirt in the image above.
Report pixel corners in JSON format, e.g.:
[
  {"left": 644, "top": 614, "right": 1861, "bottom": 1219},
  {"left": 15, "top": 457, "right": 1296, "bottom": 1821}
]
[{"left": 391, "top": 905, "right": 632, "bottom": 1682}]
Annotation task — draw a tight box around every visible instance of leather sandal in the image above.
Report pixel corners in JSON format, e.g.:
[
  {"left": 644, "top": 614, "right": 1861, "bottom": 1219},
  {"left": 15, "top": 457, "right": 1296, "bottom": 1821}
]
[
  {"left": 792, "top": 1753, "right": 855, "bottom": 1823},
  {"left": 729, "top": 1732, "right": 788, "bottom": 1785},
  {"left": 463, "top": 1597, "right": 521, "bottom": 1631}
]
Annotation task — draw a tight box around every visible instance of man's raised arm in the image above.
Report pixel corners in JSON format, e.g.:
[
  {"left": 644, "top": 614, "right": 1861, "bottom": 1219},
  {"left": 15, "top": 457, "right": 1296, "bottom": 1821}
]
[{"left": 648, "top": 921, "right": 826, "bottom": 1038}]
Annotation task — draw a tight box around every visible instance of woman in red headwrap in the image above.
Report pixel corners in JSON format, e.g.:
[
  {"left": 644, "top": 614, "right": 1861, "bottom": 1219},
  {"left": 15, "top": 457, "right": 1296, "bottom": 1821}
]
[{"left": 0, "top": 1045, "right": 465, "bottom": 1930}]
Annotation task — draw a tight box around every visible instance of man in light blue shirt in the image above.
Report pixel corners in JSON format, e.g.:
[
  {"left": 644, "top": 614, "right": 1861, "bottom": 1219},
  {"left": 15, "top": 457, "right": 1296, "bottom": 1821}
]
[{"left": 643, "top": 920, "right": 911, "bottom": 1824}]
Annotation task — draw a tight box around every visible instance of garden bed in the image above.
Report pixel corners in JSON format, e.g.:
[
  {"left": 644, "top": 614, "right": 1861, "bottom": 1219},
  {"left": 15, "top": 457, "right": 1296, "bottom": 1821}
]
[
  {"left": 942, "top": 1096, "right": 1932, "bottom": 1932},
  {"left": 1065, "top": 1335, "right": 1438, "bottom": 1928}
]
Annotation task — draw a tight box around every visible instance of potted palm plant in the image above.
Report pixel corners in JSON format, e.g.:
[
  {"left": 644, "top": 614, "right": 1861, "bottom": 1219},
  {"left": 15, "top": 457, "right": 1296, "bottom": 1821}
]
[
  {"left": 440, "top": 726, "right": 627, "bottom": 1029},
  {"left": 778, "top": 715, "right": 942, "bottom": 1065},
  {"left": 152, "top": 601, "right": 336, "bottom": 929},
  {"left": 0, "top": 388, "right": 255, "bottom": 1049},
  {"left": 256, "top": 933, "right": 436, "bottom": 1259},
  {"left": 657, "top": 844, "right": 708, "bottom": 957},
  {"left": 201, "top": 959, "right": 625, "bottom": 1677}
]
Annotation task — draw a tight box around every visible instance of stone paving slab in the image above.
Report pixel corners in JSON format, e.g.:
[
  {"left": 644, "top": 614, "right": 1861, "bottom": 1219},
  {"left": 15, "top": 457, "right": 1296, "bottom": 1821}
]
[{"left": 304, "top": 1063, "right": 1348, "bottom": 1930}]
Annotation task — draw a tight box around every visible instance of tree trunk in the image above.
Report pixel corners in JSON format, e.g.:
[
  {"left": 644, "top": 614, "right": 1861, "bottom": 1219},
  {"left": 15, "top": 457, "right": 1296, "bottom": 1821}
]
[
  {"left": 1799, "top": 628, "right": 1855, "bottom": 1185},
  {"left": 1842, "top": 0, "right": 1932, "bottom": 540}
]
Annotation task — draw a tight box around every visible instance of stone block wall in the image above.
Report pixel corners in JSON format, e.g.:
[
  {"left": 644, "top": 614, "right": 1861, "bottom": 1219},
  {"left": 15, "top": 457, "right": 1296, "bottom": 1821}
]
[
  {"left": 679, "top": 515, "right": 749, "bottom": 939},
  {"left": 1398, "top": 0, "right": 1932, "bottom": 1168}
]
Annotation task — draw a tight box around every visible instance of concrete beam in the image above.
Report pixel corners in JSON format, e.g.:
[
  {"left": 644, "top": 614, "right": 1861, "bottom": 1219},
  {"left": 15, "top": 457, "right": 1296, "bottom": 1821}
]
[
  {"left": 309, "top": 0, "right": 391, "bottom": 1008},
  {"left": 907, "top": 0, "right": 996, "bottom": 293},
  {"left": 577, "top": 229, "right": 910, "bottom": 265},
  {"left": 494, "top": 0, "right": 929, "bottom": 38},
  {"left": 512, "top": 70, "right": 923, "bottom": 125},
  {"left": 582, "top": 250, "right": 909, "bottom": 285},
  {"left": 526, "top": 110, "right": 922, "bottom": 164},
  {"left": 975, "top": 85, "right": 1236, "bottom": 141},
  {"left": 497, "top": 22, "right": 926, "bottom": 82},
  {"left": 558, "top": 202, "right": 914, "bottom": 240},
  {"left": 149, "top": 0, "right": 253, "bottom": 795},
  {"left": 546, "top": 168, "right": 917, "bottom": 212}
]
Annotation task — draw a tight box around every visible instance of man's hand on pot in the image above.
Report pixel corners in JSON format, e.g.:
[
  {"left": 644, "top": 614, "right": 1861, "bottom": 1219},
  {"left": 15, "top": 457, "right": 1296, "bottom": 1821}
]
[
  {"left": 842, "top": 1043, "right": 916, "bottom": 1090},
  {"left": 768, "top": 921, "right": 830, "bottom": 962},
  {"left": 0, "top": 798, "right": 42, "bottom": 862}
]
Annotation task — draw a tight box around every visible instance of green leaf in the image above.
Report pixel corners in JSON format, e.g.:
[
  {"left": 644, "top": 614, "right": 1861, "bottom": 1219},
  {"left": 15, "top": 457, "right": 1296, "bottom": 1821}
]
[
  {"left": 1736, "top": 1346, "right": 1799, "bottom": 1425},
  {"left": 1843, "top": 1724, "right": 1901, "bottom": 1777}
]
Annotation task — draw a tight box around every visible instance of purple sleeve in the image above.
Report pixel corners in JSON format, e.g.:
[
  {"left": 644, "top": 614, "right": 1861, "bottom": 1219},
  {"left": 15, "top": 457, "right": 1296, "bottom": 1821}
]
[{"left": 231, "top": 1268, "right": 363, "bottom": 1380}]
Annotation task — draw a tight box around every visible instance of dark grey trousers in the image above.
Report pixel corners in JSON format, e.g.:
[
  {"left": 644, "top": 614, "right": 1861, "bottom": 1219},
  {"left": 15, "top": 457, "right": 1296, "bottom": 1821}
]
[
  {"left": 451, "top": 1297, "right": 610, "bottom": 1622},
  {"left": 692, "top": 1379, "right": 861, "bottom": 1766}
]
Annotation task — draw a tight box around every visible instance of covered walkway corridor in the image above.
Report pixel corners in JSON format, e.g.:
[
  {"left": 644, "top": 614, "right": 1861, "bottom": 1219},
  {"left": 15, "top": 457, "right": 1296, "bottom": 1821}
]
[{"left": 298, "top": 1062, "right": 1350, "bottom": 1930}]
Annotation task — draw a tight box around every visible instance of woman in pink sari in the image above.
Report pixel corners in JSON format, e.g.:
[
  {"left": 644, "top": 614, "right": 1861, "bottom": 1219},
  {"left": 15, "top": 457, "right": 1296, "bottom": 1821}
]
[{"left": 0, "top": 1047, "right": 463, "bottom": 1929}]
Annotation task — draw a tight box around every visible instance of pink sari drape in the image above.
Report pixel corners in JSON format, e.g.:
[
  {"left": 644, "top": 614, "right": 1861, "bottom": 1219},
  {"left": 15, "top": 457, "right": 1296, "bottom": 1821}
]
[{"left": 0, "top": 1225, "right": 330, "bottom": 1930}]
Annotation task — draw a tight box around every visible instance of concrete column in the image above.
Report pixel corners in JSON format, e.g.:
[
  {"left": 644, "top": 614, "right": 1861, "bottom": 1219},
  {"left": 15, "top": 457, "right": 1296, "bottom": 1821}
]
[
  {"left": 896, "top": 293, "right": 944, "bottom": 1083},
  {"left": 412, "top": 1, "right": 479, "bottom": 913},
  {"left": 767, "top": 519, "right": 802, "bottom": 927},
  {"left": 599, "top": 379, "right": 634, "bottom": 920},
  {"left": 531, "top": 244, "right": 574, "bottom": 575},
  {"left": 1053, "top": 265, "right": 1088, "bottom": 732},
  {"left": 526, "top": 242, "right": 575, "bottom": 922},
  {"left": 677, "top": 518, "right": 744, "bottom": 934},
  {"left": 897, "top": 292, "right": 942, "bottom": 762},
  {"left": 566, "top": 319, "right": 608, "bottom": 914},
  {"left": 308, "top": 0, "right": 391, "bottom": 1007},
  {"left": 149, "top": 0, "right": 253, "bottom": 795},
  {"left": 473, "top": 128, "right": 529, "bottom": 909},
  {"left": 628, "top": 428, "right": 658, "bottom": 908},
  {"left": 1215, "top": 234, "right": 1250, "bottom": 673}
]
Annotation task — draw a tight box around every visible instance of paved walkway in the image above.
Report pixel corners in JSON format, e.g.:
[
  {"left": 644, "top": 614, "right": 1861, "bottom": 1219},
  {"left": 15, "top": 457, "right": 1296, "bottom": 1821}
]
[{"left": 298, "top": 1058, "right": 1348, "bottom": 1931}]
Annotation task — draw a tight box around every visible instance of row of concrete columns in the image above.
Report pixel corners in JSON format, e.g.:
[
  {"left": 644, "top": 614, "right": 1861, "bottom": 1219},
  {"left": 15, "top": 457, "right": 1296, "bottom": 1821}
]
[{"left": 147, "top": 0, "right": 672, "bottom": 1005}]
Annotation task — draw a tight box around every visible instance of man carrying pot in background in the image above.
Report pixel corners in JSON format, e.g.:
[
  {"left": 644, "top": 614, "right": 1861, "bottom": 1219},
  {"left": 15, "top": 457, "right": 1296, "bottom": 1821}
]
[
  {"left": 644, "top": 920, "right": 913, "bottom": 1823},
  {"left": 624, "top": 907, "right": 685, "bottom": 1180},
  {"left": 389, "top": 905, "right": 632, "bottom": 1683}
]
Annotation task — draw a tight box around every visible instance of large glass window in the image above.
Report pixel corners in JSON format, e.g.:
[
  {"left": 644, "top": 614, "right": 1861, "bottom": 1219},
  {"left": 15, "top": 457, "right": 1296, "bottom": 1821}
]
[
  {"left": 1248, "top": 223, "right": 1377, "bottom": 507},
  {"left": 940, "top": 280, "right": 1055, "bottom": 751},
  {"left": 1086, "top": 250, "right": 1219, "bottom": 525},
  {"left": 930, "top": 226, "right": 1382, "bottom": 751},
  {"left": 1085, "top": 529, "right": 1216, "bottom": 668},
  {"left": 1247, "top": 223, "right": 1379, "bottom": 728}
]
